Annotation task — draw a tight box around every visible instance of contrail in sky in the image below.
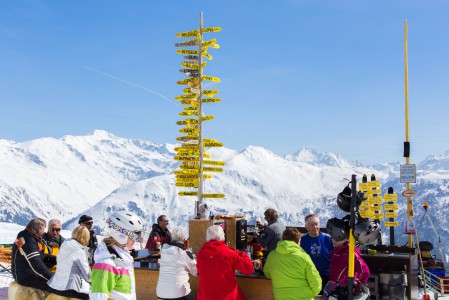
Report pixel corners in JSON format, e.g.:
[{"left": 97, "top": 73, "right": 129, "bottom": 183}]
[{"left": 84, "top": 66, "right": 178, "bottom": 106}]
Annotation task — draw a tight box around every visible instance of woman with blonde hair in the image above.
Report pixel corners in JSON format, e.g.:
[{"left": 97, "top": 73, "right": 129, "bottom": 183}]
[{"left": 47, "top": 225, "right": 91, "bottom": 299}]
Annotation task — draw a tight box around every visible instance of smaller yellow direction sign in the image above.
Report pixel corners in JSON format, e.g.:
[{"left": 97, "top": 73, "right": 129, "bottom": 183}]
[
  {"left": 384, "top": 221, "right": 399, "bottom": 227},
  {"left": 384, "top": 194, "right": 398, "bottom": 202},
  {"left": 178, "top": 191, "right": 198, "bottom": 197},
  {"left": 384, "top": 204, "right": 399, "bottom": 211},
  {"left": 203, "top": 193, "right": 225, "bottom": 198},
  {"left": 385, "top": 212, "right": 398, "bottom": 218}
]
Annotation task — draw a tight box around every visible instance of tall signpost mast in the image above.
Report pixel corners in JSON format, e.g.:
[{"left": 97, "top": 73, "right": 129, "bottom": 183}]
[
  {"left": 174, "top": 13, "right": 225, "bottom": 218},
  {"left": 403, "top": 20, "right": 416, "bottom": 248}
]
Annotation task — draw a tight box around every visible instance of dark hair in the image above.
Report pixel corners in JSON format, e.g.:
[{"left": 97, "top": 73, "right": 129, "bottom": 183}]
[
  {"left": 282, "top": 228, "right": 301, "bottom": 244},
  {"left": 157, "top": 215, "right": 167, "bottom": 222},
  {"left": 264, "top": 208, "right": 279, "bottom": 222},
  {"left": 78, "top": 215, "right": 93, "bottom": 224},
  {"left": 26, "top": 218, "right": 46, "bottom": 235}
]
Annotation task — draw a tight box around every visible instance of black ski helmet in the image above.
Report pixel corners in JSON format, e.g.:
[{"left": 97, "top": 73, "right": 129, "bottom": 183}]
[
  {"left": 337, "top": 185, "right": 366, "bottom": 212},
  {"left": 326, "top": 216, "right": 350, "bottom": 242}
]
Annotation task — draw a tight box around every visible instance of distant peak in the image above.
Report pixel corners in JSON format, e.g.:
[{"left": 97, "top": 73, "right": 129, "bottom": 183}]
[
  {"left": 88, "top": 130, "right": 116, "bottom": 139},
  {"left": 286, "top": 147, "right": 351, "bottom": 167}
]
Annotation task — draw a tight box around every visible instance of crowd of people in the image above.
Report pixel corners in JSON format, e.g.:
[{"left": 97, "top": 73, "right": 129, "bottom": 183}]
[{"left": 10, "top": 208, "right": 371, "bottom": 300}]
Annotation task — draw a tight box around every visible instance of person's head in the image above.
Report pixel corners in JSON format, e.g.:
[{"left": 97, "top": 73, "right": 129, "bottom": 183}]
[
  {"left": 305, "top": 213, "right": 320, "bottom": 237},
  {"left": 332, "top": 237, "right": 348, "bottom": 248},
  {"left": 106, "top": 211, "right": 143, "bottom": 250},
  {"left": 282, "top": 228, "right": 302, "bottom": 244},
  {"left": 78, "top": 215, "right": 94, "bottom": 230},
  {"left": 47, "top": 219, "right": 62, "bottom": 239},
  {"left": 206, "top": 225, "right": 225, "bottom": 242},
  {"left": 264, "top": 208, "right": 279, "bottom": 223},
  {"left": 26, "top": 218, "right": 46, "bottom": 237},
  {"left": 157, "top": 215, "right": 169, "bottom": 230},
  {"left": 72, "top": 225, "right": 90, "bottom": 246},
  {"left": 171, "top": 227, "right": 186, "bottom": 243}
]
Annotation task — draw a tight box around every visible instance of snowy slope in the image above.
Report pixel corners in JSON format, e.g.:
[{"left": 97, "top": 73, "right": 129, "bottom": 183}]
[{"left": 2, "top": 131, "right": 449, "bottom": 262}]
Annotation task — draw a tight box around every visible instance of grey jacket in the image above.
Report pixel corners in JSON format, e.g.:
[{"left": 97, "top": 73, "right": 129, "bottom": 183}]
[
  {"left": 256, "top": 219, "right": 286, "bottom": 253},
  {"left": 48, "top": 238, "right": 91, "bottom": 294}
]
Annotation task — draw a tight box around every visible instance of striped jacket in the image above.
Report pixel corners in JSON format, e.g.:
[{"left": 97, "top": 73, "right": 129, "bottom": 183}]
[
  {"left": 11, "top": 229, "right": 54, "bottom": 284},
  {"left": 90, "top": 241, "right": 136, "bottom": 300}
]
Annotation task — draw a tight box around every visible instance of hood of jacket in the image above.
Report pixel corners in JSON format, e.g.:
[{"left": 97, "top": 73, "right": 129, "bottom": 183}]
[
  {"left": 275, "top": 240, "right": 304, "bottom": 255},
  {"left": 94, "top": 241, "right": 134, "bottom": 266}
]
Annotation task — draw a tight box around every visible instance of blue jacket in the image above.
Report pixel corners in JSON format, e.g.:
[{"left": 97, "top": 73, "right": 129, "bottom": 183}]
[{"left": 300, "top": 232, "right": 333, "bottom": 276}]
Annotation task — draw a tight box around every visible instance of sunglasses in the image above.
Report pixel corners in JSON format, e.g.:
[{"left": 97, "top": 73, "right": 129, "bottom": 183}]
[
  {"left": 160, "top": 220, "right": 169, "bottom": 223},
  {"left": 50, "top": 228, "right": 61, "bottom": 232},
  {"left": 84, "top": 221, "right": 93, "bottom": 225}
]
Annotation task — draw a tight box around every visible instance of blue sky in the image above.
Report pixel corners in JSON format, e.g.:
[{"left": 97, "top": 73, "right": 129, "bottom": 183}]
[{"left": 1, "top": 1, "right": 448, "bottom": 165}]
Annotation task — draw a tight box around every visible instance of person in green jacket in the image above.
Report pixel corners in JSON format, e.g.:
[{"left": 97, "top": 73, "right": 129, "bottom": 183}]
[{"left": 264, "top": 228, "right": 322, "bottom": 300}]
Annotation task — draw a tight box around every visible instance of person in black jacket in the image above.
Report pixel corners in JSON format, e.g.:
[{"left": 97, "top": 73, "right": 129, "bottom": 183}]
[
  {"left": 78, "top": 214, "right": 98, "bottom": 265},
  {"left": 11, "top": 218, "right": 55, "bottom": 292}
]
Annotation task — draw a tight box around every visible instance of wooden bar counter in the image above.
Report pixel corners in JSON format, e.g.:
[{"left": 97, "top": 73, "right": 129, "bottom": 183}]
[{"left": 135, "top": 264, "right": 273, "bottom": 300}]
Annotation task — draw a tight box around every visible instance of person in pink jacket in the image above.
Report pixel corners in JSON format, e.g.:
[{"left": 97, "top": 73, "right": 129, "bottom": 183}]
[
  {"left": 196, "top": 225, "right": 254, "bottom": 300},
  {"left": 324, "top": 238, "right": 370, "bottom": 300}
]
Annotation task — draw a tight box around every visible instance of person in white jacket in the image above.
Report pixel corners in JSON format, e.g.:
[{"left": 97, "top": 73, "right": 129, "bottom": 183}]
[
  {"left": 47, "top": 225, "right": 91, "bottom": 299},
  {"left": 156, "top": 227, "right": 198, "bottom": 300}
]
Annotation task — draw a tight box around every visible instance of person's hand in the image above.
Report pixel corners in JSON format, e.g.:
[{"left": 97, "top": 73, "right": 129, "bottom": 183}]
[
  {"left": 253, "top": 231, "right": 260, "bottom": 237},
  {"left": 256, "top": 221, "right": 264, "bottom": 229}
]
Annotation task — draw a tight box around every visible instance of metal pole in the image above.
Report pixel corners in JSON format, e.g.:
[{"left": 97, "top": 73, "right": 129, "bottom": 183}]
[
  {"left": 197, "top": 11, "right": 204, "bottom": 216},
  {"left": 347, "top": 174, "right": 357, "bottom": 300},
  {"left": 404, "top": 20, "right": 413, "bottom": 248}
]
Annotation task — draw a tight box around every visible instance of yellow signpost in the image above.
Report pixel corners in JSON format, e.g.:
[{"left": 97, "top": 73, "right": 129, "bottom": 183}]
[{"left": 174, "top": 13, "right": 225, "bottom": 216}]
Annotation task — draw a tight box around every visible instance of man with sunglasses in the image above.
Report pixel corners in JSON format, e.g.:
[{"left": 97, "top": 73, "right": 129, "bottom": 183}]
[
  {"left": 42, "top": 219, "right": 65, "bottom": 272},
  {"left": 145, "top": 215, "right": 172, "bottom": 250},
  {"left": 78, "top": 214, "right": 98, "bottom": 265}
]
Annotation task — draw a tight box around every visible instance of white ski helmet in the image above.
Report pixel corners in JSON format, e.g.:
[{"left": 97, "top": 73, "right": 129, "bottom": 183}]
[
  {"left": 353, "top": 219, "right": 380, "bottom": 245},
  {"left": 106, "top": 211, "right": 143, "bottom": 245}
]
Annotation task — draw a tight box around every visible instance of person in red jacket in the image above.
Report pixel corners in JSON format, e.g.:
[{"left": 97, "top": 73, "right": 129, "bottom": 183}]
[
  {"left": 196, "top": 225, "right": 254, "bottom": 300},
  {"left": 324, "top": 238, "right": 370, "bottom": 300}
]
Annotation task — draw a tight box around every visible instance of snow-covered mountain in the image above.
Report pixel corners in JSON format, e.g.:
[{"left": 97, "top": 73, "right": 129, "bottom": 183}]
[{"left": 2, "top": 130, "right": 449, "bottom": 261}]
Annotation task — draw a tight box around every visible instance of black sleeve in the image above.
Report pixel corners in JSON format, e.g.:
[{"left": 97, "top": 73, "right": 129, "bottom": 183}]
[{"left": 21, "top": 236, "right": 54, "bottom": 280}]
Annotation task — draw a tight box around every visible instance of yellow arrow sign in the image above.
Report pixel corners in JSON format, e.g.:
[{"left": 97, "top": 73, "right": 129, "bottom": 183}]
[
  {"left": 368, "top": 180, "right": 381, "bottom": 188},
  {"left": 385, "top": 212, "right": 398, "bottom": 218},
  {"left": 175, "top": 40, "right": 200, "bottom": 47},
  {"left": 358, "top": 183, "right": 368, "bottom": 191},
  {"left": 176, "top": 182, "right": 198, "bottom": 188},
  {"left": 177, "top": 49, "right": 199, "bottom": 55},
  {"left": 384, "top": 204, "right": 399, "bottom": 210},
  {"left": 176, "top": 136, "right": 199, "bottom": 142},
  {"left": 202, "top": 38, "right": 217, "bottom": 47},
  {"left": 203, "top": 27, "right": 222, "bottom": 33},
  {"left": 176, "top": 78, "right": 198, "bottom": 85},
  {"left": 202, "top": 75, "right": 220, "bottom": 82},
  {"left": 203, "top": 160, "right": 225, "bottom": 166},
  {"left": 384, "top": 194, "right": 398, "bottom": 202},
  {"left": 202, "top": 90, "right": 218, "bottom": 96},
  {"left": 203, "top": 167, "right": 223, "bottom": 172},
  {"left": 178, "top": 191, "right": 198, "bottom": 196},
  {"left": 202, "top": 52, "right": 213, "bottom": 60},
  {"left": 204, "top": 142, "right": 223, "bottom": 147},
  {"left": 203, "top": 193, "right": 225, "bottom": 198},
  {"left": 176, "top": 29, "right": 199, "bottom": 38},
  {"left": 202, "top": 115, "right": 214, "bottom": 121},
  {"left": 384, "top": 221, "right": 399, "bottom": 227},
  {"left": 202, "top": 98, "right": 221, "bottom": 103}
]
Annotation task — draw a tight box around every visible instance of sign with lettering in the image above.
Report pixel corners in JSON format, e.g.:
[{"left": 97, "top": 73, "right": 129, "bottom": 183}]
[{"left": 400, "top": 164, "right": 416, "bottom": 183}]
